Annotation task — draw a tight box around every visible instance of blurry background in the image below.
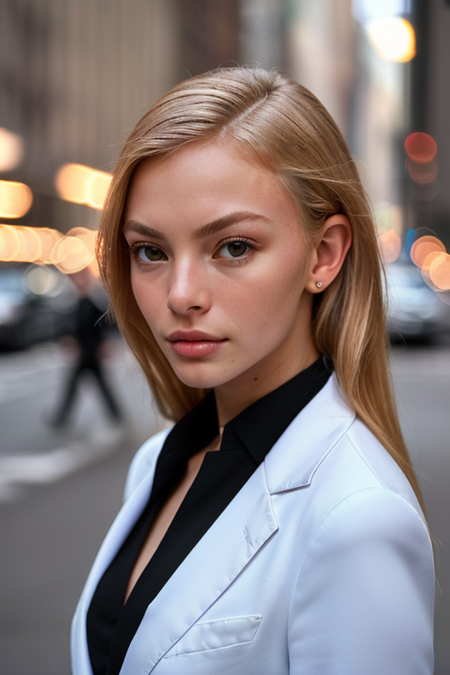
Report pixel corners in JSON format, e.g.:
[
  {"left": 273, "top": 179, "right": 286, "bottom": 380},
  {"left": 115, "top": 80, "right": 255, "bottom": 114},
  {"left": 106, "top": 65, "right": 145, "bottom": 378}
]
[{"left": 0, "top": 0, "right": 449, "bottom": 673}]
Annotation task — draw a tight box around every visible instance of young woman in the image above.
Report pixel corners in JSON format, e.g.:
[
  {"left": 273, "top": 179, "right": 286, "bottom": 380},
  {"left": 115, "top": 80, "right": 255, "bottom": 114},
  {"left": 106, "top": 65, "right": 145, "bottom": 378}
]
[{"left": 71, "top": 66, "right": 434, "bottom": 675}]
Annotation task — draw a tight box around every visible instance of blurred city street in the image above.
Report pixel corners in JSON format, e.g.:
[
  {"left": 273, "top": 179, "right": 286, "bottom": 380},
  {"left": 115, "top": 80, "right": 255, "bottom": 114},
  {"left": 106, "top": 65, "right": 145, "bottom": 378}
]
[
  {"left": 0, "top": 339, "right": 165, "bottom": 500},
  {"left": 0, "top": 341, "right": 449, "bottom": 674}
]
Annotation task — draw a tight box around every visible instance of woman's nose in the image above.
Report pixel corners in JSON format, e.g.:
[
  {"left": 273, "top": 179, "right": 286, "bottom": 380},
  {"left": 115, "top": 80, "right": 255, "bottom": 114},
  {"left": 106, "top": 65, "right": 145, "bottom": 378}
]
[{"left": 167, "top": 260, "right": 211, "bottom": 315}]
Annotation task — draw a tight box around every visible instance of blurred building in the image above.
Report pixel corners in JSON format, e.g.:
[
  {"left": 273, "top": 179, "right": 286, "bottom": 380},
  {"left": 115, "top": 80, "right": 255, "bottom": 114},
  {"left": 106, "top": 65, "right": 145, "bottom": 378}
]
[
  {"left": 0, "top": 0, "right": 182, "bottom": 232},
  {"left": 409, "top": 0, "right": 450, "bottom": 245},
  {"left": 0, "top": 0, "right": 449, "bottom": 246}
]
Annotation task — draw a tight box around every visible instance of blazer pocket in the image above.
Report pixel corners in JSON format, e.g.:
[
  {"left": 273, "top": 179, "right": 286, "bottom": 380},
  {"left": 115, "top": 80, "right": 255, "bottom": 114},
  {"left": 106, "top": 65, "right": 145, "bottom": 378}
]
[{"left": 164, "top": 614, "right": 262, "bottom": 658}]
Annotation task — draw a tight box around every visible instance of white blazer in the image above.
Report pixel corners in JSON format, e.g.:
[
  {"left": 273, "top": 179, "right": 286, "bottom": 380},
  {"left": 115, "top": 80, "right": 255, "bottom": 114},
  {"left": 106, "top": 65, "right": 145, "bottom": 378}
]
[{"left": 71, "top": 374, "right": 434, "bottom": 675}]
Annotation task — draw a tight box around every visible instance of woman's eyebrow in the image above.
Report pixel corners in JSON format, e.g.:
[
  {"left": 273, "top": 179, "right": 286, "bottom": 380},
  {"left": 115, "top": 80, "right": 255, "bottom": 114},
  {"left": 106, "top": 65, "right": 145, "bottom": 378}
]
[
  {"left": 123, "top": 221, "right": 163, "bottom": 239},
  {"left": 123, "top": 211, "right": 268, "bottom": 241},
  {"left": 193, "top": 211, "right": 268, "bottom": 239}
]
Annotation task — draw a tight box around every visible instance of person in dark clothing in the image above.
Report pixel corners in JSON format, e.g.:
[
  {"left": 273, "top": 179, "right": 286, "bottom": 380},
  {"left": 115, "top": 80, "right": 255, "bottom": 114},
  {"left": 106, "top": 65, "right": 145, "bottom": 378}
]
[{"left": 51, "top": 267, "right": 123, "bottom": 428}]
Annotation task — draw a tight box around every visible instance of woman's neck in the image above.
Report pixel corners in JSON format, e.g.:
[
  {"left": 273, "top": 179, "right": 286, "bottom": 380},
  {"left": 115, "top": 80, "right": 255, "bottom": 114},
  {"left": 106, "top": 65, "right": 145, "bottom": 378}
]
[{"left": 214, "top": 343, "right": 320, "bottom": 427}]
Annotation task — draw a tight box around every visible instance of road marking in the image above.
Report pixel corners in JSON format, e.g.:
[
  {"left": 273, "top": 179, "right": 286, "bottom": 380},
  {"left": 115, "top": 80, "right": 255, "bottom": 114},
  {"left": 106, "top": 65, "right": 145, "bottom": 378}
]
[{"left": 0, "top": 426, "right": 125, "bottom": 502}]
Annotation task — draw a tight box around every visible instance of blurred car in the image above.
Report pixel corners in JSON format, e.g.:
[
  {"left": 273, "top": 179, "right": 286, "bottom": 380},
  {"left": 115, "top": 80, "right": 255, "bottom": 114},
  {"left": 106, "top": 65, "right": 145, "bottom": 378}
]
[
  {"left": 0, "top": 263, "right": 77, "bottom": 350},
  {"left": 385, "top": 262, "right": 450, "bottom": 343}
]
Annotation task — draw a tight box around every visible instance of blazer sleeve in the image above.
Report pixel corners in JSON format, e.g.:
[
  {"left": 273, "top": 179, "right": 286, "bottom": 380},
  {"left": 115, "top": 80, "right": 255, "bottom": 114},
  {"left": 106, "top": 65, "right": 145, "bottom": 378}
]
[{"left": 287, "top": 487, "right": 435, "bottom": 675}]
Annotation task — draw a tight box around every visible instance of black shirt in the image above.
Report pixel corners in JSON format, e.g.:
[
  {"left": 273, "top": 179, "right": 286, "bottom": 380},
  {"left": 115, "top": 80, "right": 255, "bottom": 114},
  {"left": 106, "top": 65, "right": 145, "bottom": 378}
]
[{"left": 87, "top": 356, "right": 331, "bottom": 675}]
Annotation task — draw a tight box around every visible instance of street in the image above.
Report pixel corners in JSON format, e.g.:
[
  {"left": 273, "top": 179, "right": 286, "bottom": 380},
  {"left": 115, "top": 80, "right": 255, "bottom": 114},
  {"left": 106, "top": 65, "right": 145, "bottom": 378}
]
[{"left": 0, "top": 342, "right": 449, "bottom": 674}]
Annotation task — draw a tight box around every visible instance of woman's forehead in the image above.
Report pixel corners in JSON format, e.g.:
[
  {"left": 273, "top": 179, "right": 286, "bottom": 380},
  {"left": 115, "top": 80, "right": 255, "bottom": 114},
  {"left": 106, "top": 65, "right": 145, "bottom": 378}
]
[{"left": 123, "top": 141, "right": 300, "bottom": 234}]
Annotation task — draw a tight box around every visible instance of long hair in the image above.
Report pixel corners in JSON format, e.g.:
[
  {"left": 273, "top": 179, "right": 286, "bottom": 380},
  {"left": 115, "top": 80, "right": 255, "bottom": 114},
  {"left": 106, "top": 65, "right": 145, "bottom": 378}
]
[{"left": 98, "top": 66, "right": 423, "bottom": 508}]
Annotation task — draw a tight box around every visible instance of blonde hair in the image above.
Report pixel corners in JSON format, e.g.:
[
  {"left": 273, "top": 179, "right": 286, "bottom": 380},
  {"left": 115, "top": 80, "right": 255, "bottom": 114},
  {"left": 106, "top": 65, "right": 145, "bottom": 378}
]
[{"left": 98, "top": 66, "right": 423, "bottom": 508}]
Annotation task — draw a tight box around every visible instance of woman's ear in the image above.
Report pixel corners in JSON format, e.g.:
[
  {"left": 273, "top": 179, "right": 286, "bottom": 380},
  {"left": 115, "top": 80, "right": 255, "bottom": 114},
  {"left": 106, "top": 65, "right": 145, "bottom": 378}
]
[{"left": 305, "top": 214, "right": 352, "bottom": 293}]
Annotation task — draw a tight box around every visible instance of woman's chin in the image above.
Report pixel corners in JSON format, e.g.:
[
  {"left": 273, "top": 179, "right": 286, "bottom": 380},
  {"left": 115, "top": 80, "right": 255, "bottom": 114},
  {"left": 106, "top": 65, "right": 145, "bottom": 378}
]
[{"left": 170, "top": 364, "right": 231, "bottom": 391}]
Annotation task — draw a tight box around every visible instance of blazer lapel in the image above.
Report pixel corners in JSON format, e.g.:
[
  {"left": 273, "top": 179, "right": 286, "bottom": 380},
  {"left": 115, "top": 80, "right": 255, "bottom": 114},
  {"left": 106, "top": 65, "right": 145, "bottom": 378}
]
[
  {"left": 119, "top": 461, "right": 278, "bottom": 674},
  {"left": 264, "top": 373, "right": 355, "bottom": 494}
]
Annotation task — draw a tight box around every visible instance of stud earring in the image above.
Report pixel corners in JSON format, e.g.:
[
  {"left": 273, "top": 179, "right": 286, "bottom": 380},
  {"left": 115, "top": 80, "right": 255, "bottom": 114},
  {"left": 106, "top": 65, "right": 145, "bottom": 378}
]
[{"left": 316, "top": 281, "right": 323, "bottom": 289}]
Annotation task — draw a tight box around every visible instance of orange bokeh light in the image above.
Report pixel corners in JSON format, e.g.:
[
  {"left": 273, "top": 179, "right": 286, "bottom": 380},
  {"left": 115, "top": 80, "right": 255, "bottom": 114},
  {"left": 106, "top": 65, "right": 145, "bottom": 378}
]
[
  {"left": 429, "top": 253, "right": 450, "bottom": 291},
  {"left": 66, "top": 227, "right": 98, "bottom": 256},
  {"left": 34, "top": 228, "right": 63, "bottom": 264},
  {"left": 15, "top": 226, "right": 42, "bottom": 262},
  {"left": 0, "top": 225, "right": 40, "bottom": 262},
  {"left": 0, "top": 224, "right": 20, "bottom": 260},
  {"left": 0, "top": 225, "right": 65, "bottom": 264},
  {"left": 55, "top": 164, "right": 112, "bottom": 210},
  {"left": 379, "top": 229, "right": 402, "bottom": 264},
  {"left": 51, "top": 235, "right": 94, "bottom": 273},
  {"left": 367, "top": 17, "right": 416, "bottom": 63},
  {"left": 0, "top": 180, "right": 33, "bottom": 218},
  {"left": 405, "top": 132, "right": 437, "bottom": 164},
  {"left": 88, "top": 257, "right": 101, "bottom": 278},
  {"left": 0, "top": 224, "right": 98, "bottom": 273},
  {"left": 421, "top": 250, "right": 445, "bottom": 272},
  {"left": 88, "top": 172, "right": 112, "bottom": 210},
  {"left": 410, "top": 235, "right": 446, "bottom": 268}
]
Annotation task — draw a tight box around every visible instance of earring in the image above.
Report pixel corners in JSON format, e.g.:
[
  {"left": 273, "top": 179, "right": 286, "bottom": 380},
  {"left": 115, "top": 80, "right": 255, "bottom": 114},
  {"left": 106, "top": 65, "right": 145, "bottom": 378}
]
[{"left": 316, "top": 281, "right": 323, "bottom": 289}]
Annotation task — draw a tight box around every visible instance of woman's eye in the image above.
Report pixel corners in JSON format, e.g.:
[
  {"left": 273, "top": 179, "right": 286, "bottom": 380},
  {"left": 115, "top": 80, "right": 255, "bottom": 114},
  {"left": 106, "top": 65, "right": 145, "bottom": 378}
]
[
  {"left": 136, "top": 245, "right": 166, "bottom": 262},
  {"left": 219, "top": 241, "right": 250, "bottom": 258}
]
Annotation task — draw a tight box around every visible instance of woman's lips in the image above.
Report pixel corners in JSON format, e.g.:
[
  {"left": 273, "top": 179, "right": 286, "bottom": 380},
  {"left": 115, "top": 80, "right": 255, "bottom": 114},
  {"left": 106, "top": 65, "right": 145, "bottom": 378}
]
[
  {"left": 166, "top": 331, "right": 227, "bottom": 358},
  {"left": 169, "top": 340, "right": 227, "bottom": 358}
]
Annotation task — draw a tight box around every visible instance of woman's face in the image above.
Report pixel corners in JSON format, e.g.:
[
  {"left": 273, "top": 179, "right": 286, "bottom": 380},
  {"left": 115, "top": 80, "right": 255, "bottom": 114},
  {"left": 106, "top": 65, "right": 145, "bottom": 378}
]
[{"left": 123, "top": 141, "right": 318, "bottom": 399}]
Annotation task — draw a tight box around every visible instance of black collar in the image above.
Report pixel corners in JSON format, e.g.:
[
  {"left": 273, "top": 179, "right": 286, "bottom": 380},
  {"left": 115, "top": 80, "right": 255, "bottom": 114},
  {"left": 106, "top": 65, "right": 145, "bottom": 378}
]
[
  {"left": 161, "top": 355, "right": 332, "bottom": 470},
  {"left": 223, "top": 356, "right": 332, "bottom": 464}
]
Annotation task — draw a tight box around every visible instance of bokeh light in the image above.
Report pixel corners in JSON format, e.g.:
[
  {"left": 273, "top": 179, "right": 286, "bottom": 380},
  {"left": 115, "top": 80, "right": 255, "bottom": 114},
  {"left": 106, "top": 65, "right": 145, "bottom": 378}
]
[
  {"left": 88, "top": 259, "right": 100, "bottom": 277},
  {"left": 429, "top": 253, "right": 450, "bottom": 291},
  {"left": 15, "top": 226, "right": 42, "bottom": 262},
  {"left": 379, "top": 228, "right": 402, "bottom": 264},
  {"left": 55, "top": 164, "right": 112, "bottom": 210},
  {"left": 0, "top": 224, "right": 98, "bottom": 273},
  {"left": 421, "top": 250, "right": 445, "bottom": 273},
  {"left": 0, "top": 224, "right": 21, "bottom": 261},
  {"left": 405, "top": 132, "right": 437, "bottom": 163},
  {"left": 66, "top": 227, "right": 97, "bottom": 256},
  {"left": 0, "top": 225, "right": 64, "bottom": 264},
  {"left": 66, "top": 227, "right": 99, "bottom": 275},
  {"left": 25, "top": 265, "right": 60, "bottom": 296},
  {"left": 0, "top": 180, "right": 33, "bottom": 218},
  {"left": 0, "top": 128, "right": 24, "bottom": 172},
  {"left": 34, "top": 228, "right": 63, "bottom": 264},
  {"left": 410, "top": 235, "right": 446, "bottom": 268},
  {"left": 51, "top": 235, "right": 94, "bottom": 273},
  {"left": 406, "top": 157, "right": 438, "bottom": 184},
  {"left": 366, "top": 17, "right": 416, "bottom": 62}
]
